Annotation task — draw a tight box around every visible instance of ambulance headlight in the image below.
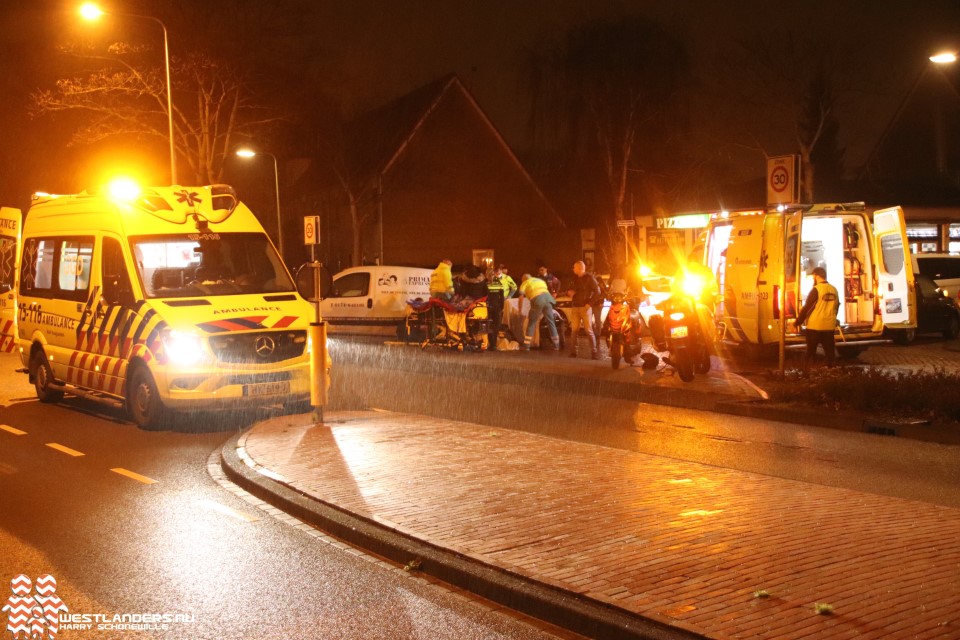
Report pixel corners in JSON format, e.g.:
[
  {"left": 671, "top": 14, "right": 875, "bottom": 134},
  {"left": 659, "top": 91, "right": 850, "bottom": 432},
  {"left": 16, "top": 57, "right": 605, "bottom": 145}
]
[{"left": 161, "top": 328, "right": 205, "bottom": 366}]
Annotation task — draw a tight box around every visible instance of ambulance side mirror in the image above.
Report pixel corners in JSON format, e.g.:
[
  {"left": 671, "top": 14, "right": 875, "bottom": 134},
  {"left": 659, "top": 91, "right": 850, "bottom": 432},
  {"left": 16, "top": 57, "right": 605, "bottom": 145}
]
[
  {"left": 295, "top": 262, "right": 331, "bottom": 302},
  {"left": 103, "top": 277, "right": 136, "bottom": 308}
]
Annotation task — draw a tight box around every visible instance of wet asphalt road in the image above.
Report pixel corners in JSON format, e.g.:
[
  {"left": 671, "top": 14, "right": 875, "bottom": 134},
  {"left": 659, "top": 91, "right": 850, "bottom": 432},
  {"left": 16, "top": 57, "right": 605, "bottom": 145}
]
[
  {"left": 0, "top": 352, "right": 570, "bottom": 640},
  {"left": 2, "top": 336, "right": 960, "bottom": 639}
]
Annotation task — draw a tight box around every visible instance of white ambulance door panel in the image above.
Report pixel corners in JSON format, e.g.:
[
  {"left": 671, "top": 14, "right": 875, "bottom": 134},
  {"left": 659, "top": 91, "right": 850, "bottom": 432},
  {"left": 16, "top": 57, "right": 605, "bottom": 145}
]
[
  {"left": 0, "top": 207, "right": 21, "bottom": 353},
  {"left": 721, "top": 214, "right": 767, "bottom": 343},
  {"left": 873, "top": 206, "right": 915, "bottom": 328}
]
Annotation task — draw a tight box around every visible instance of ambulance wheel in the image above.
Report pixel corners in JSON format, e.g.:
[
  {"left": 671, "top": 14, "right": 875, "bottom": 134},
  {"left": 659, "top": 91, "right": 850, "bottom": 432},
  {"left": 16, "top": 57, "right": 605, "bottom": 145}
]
[
  {"left": 127, "top": 366, "right": 166, "bottom": 430},
  {"left": 892, "top": 328, "right": 915, "bottom": 345},
  {"left": 31, "top": 350, "right": 63, "bottom": 404},
  {"left": 837, "top": 346, "right": 865, "bottom": 360}
]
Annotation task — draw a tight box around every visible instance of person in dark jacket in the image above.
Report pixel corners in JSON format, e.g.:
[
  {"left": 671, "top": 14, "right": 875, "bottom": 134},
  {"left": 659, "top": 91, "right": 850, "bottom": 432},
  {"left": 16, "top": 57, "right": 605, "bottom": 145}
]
[
  {"left": 566, "top": 260, "right": 601, "bottom": 359},
  {"left": 457, "top": 264, "right": 488, "bottom": 300},
  {"left": 537, "top": 265, "right": 561, "bottom": 297}
]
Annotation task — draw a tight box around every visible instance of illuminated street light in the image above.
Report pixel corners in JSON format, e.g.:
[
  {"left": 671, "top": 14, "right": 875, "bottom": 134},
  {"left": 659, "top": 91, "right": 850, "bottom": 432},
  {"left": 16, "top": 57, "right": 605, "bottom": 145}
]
[
  {"left": 236, "top": 148, "right": 284, "bottom": 259},
  {"left": 80, "top": 3, "right": 177, "bottom": 185},
  {"left": 861, "top": 51, "right": 958, "bottom": 180},
  {"left": 930, "top": 52, "right": 958, "bottom": 65}
]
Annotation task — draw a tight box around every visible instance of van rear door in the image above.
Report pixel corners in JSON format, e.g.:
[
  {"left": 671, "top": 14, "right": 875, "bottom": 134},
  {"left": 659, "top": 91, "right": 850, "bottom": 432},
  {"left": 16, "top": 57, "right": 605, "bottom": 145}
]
[
  {"left": 721, "top": 213, "right": 767, "bottom": 343},
  {"left": 0, "top": 207, "right": 21, "bottom": 353},
  {"left": 873, "top": 206, "right": 916, "bottom": 329}
]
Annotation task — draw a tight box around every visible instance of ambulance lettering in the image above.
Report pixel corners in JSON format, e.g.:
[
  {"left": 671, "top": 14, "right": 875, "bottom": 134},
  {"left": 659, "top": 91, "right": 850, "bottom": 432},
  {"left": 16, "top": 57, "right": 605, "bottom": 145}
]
[{"left": 18, "top": 305, "right": 78, "bottom": 330}]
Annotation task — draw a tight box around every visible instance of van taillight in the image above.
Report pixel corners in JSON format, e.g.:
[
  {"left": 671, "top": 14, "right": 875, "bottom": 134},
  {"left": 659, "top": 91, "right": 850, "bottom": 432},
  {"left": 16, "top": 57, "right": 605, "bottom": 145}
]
[{"left": 773, "top": 285, "right": 780, "bottom": 319}]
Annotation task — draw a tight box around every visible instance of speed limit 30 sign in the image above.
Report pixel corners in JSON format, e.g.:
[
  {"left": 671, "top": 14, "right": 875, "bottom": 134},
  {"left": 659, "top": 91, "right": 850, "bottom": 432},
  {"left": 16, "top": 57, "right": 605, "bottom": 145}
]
[
  {"left": 304, "top": 215, "right": 320, "bottom": 245},
  {"left": 766, "top": 155, "right": 800, "bottom": 206}
]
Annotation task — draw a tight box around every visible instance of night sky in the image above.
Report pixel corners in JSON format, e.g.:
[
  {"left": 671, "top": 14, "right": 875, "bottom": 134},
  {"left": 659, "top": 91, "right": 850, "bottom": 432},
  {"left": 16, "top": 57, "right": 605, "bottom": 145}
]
[{"left": 1, "top": 0, "right": 958, "bottom": 210}]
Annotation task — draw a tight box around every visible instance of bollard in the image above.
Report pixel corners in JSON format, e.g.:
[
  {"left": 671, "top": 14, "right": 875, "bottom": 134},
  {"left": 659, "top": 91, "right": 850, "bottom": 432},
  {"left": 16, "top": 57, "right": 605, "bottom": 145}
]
[{"left": 310, "top": 321, "right": 328, "bottom": 423}]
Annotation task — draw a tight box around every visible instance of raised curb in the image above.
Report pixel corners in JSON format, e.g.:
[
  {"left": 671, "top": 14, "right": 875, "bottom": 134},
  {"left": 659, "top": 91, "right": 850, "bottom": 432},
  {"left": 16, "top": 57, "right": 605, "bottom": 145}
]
[
  {"left": 332, "top": 341, "right": 960, "bottom": 446},
  {"left": 220, "top": 428, "right": 709, "bottom": 640}
]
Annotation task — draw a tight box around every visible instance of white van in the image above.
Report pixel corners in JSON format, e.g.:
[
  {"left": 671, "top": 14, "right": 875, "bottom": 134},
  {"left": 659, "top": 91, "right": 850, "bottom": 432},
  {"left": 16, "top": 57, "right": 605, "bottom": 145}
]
[
  {"left": 320, "top": 265, "right": 432, "bottom": 337},
  {"left": 14, "top": 183, "right": 319, "bottom": 429},
  {"left": 912, "top": 254, "right": 960, "bottom": 299}
]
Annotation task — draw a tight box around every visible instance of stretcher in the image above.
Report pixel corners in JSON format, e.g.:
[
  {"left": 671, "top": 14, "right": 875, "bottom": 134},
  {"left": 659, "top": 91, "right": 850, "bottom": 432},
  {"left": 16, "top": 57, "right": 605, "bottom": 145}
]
[{"left": 406, "top": 297, "right": 489, "bottom": 351}]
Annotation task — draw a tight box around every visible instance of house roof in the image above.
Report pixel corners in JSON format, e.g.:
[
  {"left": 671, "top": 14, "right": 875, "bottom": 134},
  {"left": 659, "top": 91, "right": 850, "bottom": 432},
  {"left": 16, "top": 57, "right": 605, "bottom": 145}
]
[{"left": 344, "top": 73, "right": 564, "bottom": 227}]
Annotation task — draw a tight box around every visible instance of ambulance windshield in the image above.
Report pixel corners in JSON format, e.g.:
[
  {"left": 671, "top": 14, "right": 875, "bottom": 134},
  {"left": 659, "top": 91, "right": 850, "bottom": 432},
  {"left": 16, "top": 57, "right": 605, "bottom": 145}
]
[{"left": 131, "top": 232, "right": 295, "bottom": 299}]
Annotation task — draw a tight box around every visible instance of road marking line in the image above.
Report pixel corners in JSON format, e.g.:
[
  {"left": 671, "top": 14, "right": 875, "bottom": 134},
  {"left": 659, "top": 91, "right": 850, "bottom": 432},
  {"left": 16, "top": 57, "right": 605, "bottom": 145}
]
[
  {"left": 197, "top": 499, "right": 259, "bottom": 523},
  {"left": 110, "top": 468, "right": 157, "bottom": 484},
  {"left": 45, "top": 443, "right": 84, "bottom": 457},
  {"left": 0, "top": 425, "right": 27, "bottom": 436}
]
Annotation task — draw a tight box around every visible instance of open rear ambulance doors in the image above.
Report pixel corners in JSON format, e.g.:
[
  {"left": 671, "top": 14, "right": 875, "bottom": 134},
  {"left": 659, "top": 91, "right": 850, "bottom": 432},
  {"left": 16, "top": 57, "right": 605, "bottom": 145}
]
[
  {"left": 0, "top": 207, "right": 21, "bottom": 353},
  {"left": 873, "top": 206, "right": 915, "bottom": 330}
]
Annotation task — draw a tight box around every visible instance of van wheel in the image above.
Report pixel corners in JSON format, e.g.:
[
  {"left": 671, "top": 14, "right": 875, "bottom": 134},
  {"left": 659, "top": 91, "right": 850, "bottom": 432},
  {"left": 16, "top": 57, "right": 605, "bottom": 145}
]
[
  {"left": 127, "top": 366, "right": 166, "bottom": 430},
  {"left": 893, "top": 328, "right": 915, "bottom": 345},
  {"left": 837, "top": 345, "right": 865, "bottom": 359},
  {"left": 944, "top": 315, "right": 960, "bottom": 340},
  {"left": 30, "top": 350, "right": 64, "bottom": 404}
]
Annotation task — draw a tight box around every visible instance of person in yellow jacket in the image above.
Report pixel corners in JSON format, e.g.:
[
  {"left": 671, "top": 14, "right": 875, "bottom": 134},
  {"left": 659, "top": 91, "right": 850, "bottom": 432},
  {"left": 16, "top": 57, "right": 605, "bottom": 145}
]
[
  {"left": 793, "top": 266, "right": 840, "bottom": 369},
  {"left": 518, "top": 274, "right": 559, "bottom": 350},
  {"left": 430, "top": 259, "right": 455, "bottom": 301}
]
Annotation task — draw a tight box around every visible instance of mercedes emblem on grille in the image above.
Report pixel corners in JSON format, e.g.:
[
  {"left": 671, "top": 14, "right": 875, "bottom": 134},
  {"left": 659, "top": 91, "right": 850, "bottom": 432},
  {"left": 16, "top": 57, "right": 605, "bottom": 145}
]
[{"left": 255, "top": 335, "right": 277, "bottom": 358}]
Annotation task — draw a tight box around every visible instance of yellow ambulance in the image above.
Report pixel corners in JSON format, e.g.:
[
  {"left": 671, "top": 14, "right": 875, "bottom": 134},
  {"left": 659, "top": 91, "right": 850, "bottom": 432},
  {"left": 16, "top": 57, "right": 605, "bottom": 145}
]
[
  {"left": 1, "top": 207, "right": 19, "bottom": 353},
  {"left": 704, "top": 203, "right": 915, "bottom": 356},
  {"left": 14, "top": 182, "right": 317, "bottom": 429}
]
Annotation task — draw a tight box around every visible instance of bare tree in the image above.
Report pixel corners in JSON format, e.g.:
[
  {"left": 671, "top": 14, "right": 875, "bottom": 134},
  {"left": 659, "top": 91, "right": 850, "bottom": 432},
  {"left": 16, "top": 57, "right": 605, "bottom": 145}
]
[
  {"left": 31, "top": 44, "right": 280, "bottom": 184},
  {"left": 709, "top": 30, "right": 854, "bottom": 202},
  {"left": 527, "top": 17, "right": 689, "bottom": 224}
]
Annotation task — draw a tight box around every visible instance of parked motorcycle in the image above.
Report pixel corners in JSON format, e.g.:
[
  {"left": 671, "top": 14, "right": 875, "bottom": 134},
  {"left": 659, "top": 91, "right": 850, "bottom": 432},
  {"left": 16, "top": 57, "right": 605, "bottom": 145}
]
[
  {"left": 647, "top": 269, "right": 714, "bottom": 382},
  {"left": 602, "top": 292, "right": 644, "bottom": 369}
]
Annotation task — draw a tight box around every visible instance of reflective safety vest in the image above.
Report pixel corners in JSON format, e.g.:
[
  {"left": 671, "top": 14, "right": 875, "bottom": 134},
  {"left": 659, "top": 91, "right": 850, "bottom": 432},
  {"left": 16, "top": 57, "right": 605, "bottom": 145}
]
[
  {"left": 519, "top": 277, "right": 549, "bottom": 299},
  {"left": 487, "top": 275, "right": 505, "bottom": 294},
  {"left": 807, "top": 281, "right": 840, "bottom": 331}
]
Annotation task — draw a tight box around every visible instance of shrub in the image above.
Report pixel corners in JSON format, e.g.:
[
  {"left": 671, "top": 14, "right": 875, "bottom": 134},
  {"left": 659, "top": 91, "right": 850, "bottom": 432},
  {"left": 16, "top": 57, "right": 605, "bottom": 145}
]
[{"left": 766, "top": 366, "right": 960, "bottom": 422}]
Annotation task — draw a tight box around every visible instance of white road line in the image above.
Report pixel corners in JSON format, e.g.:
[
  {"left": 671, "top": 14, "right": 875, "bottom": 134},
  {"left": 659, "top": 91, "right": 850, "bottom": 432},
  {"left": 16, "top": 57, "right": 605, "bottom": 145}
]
[
  {"left": 196, "top": 499, "right": 259, "bottom": 523},
  {"left": 109, "top": 468, "right": 157, "bottom": 484},
  {"left": 0, "top": 425, "right": 27, "bottom": 436},
  {"left": 45, "top": 442, "right": 84, "bottom": 457}
]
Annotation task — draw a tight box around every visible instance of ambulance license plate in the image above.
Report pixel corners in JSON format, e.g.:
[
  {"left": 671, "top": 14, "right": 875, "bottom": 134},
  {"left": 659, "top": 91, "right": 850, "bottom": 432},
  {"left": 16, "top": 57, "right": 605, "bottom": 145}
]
[
  {"left": 244, "top": 381, "right": 290, "bottom": 397},
  {"left": 669, "top": 326, "right": 689, "bottom": 339}
]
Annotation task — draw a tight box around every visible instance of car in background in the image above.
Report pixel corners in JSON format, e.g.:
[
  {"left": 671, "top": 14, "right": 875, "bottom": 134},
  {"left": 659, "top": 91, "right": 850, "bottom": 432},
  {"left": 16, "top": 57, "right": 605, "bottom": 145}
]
[
  {"left": 913, "top": 253, "right": 960, "bottom": 299},
  {"left": 887, "top": 272, "right": 960, "bottom": 344}
]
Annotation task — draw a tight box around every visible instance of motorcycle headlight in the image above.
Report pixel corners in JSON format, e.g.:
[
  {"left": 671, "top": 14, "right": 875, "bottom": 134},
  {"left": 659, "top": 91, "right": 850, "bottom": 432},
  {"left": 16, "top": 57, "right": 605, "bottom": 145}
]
[
  {"left": 160, "top": 328, "right": 205, "bottom": 366},
  {"left": 679, "top": 272, "right": 706, "bottom": 299}
]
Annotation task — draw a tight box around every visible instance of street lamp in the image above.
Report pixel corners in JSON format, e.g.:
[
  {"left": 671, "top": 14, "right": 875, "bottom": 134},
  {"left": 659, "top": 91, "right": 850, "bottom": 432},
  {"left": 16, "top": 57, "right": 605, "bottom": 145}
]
[
  {"left": 236, "top": 148, "right": 284, "bottom": 258},
  {"left": 861, "top": 51, "right": 957, "bottom": 179},
  {"left": 80, "top": 3, "right": 177, "bottom": 185}
]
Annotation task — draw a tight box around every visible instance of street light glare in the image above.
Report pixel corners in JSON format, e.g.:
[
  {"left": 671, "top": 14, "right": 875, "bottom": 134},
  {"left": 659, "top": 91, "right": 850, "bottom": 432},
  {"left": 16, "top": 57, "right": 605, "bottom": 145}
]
[
  {"left": 79, "top": 3, "right": 104, "bottom": 20},
  {"left": 235, "top": 149, "right": 257, "bottom": 158},
  {"left": 930, "top": 52, "right": 957, "bottom": 64}
]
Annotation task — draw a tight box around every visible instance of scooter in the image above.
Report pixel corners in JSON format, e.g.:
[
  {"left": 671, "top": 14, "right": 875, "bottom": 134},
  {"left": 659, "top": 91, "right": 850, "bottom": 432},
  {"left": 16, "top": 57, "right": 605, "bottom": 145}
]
[
  {"left": 602, "top": 292, "right": 643, "bottom": 369},
  {"left": 647, "top": 271, "right": 714, "bottom": 382}
]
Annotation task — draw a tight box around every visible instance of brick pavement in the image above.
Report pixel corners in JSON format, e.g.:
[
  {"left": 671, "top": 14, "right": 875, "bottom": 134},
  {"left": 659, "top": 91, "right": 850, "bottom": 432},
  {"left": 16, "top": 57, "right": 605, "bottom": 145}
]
[{"left": 237, "top": 410, "right": 960, "bottom": 640}]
